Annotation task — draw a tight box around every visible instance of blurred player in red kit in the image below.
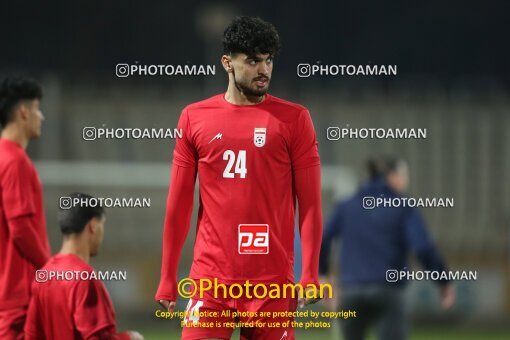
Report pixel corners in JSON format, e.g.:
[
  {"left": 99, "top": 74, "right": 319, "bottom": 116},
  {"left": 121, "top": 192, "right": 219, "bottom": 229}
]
[
  {"left": 156, "top": 16, "right": 323, "bottom": 339},
  {"left": 24, "top": 192, "right": 143, "bottom": 339},
  {"left": 0, "top": 77, "right": 51, "bottom": 339}
]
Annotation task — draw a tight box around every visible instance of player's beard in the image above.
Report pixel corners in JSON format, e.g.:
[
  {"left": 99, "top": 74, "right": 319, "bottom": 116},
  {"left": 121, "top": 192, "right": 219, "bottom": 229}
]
[{"left": 232, "top": 68, "right": 270, "bottom": 98}]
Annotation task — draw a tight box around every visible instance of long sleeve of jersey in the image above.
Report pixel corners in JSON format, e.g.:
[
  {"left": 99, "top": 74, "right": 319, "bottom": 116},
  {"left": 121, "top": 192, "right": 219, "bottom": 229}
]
[
  {"left": 155, "top": 164, "right": 197, "bottom": 302},
  {"left": 290, "top": 109, "right": 323, "bottom": 288},
  {"left": 9, "top": 215, "right": 50, "bottom": 268},
  {"left": 294, "top": 164, "right": 323, "bottom": 288},
  {"left": 2, "top": 157, "right": 50, "bottom": 268},
  {"left": 156, "top": 108, "right": 197, "bottom": 302}
]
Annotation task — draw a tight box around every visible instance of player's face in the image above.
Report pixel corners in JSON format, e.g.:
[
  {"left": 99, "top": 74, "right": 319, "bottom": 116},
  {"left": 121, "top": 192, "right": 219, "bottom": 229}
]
[
  {"left": 231, "top": 53, "right": 273, "bottom": 97},
  {"left": 24, "top": 99, "right": 44, "bottom": 139},
  {"left": 90, "top": 215, "right": 105, "bottom": 257}
]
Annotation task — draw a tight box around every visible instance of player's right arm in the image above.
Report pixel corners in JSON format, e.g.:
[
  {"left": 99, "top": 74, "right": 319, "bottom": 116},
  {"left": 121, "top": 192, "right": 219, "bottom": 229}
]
[
  {"left": 155, "top": 164, "right": 197, "bottom": 306},
  {"left": 155, "top": 108, "right": 198, "bottom": 307},
  {"left": 2, "top": 158, "right": 50, "bottom": 268}
]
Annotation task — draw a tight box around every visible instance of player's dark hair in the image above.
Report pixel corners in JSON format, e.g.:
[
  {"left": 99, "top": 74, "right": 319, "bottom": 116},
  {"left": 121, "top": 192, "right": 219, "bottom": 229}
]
[
  {"left": 366, "top": 156, "right": 405, "bottom": 180},
  {"left": 223, "top": 16, "right": 281, "bottom": 56},
  {"left": 0, "top": 77, "right": 43, "bottom": 128},
  {"left": 58, "top": 193, "right": 105, "bottom": 235}
]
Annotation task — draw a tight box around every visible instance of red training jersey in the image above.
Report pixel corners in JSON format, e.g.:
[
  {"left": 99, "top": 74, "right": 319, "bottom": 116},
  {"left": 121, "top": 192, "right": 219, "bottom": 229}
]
[
  {"left": 24, "top": 253, "right": 128, "bottom": 339},
  {"left": 158, "top": 94, "right": 321, "bottom": 299},
  {"left": 0, "top": 138, "right": 50, "bottom": 309}
]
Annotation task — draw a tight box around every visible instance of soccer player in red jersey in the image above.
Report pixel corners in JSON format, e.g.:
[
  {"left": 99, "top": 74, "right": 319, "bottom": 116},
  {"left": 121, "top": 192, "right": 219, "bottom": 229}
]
[
  {"left": 0, "top": 77, "right": 51, "bottom": 340},
  {"left": 156, "top": 17, "right": 323, "bottom": 339},
  {"left": 24, "top": 192, "right": 143, "bottom": 340}
]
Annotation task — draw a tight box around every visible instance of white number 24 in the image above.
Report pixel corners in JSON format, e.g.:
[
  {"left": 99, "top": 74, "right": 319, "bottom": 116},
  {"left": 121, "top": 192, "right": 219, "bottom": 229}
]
[{"left": 223, "top": 150, "right": 247, "bottom": 178}]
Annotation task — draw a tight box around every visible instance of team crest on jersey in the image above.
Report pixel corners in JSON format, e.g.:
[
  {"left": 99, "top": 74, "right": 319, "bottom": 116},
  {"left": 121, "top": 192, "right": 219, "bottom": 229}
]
[{"left": 254, "top": 128, "right": 266, "bottom": 147}]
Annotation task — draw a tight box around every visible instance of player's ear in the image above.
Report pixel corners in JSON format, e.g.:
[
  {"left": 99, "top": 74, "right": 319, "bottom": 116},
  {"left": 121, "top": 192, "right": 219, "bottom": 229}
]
[
  {"left": 221, "top": 55, "right": 232, "bottom": 73},
  {"left": 16, "top": 102, "right": 30, "bottom": 122},
  {"left": 87, "top": 218, "right": 98, "bottom": 235}
]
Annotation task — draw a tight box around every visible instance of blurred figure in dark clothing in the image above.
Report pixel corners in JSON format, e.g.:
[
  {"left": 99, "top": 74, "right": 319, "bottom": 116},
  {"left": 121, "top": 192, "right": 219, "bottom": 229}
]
[{"left": 319, "top": 156, "right": 455, "bottom": 340}]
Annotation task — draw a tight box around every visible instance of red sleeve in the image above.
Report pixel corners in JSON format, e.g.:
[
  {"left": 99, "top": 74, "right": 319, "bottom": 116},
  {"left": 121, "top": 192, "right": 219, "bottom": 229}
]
[
  {"left": 290, "top": 108, "right": 323, "bottom": 287},
  {"left": 9, "top": 216, "right": 50, "bottom": 268},
  {"left": 173, "top": 108, "right": 197, "bottom": 168},
  {"left": 155, "top": 108, "right": 197, "bottom": 302},
  {"left": 155, "top": 164, "right": 197, "bottom": 302},
  {"left": 73, "top": 279, "right": 119, "bottom": 339},
  {"left": 290, "top": 109, "right": 321, "bottom": 170},
  {"left": 294, "top": 165, "right": 323, "bottom": 288},
  {"left": 1, "top": 157, "right": 37, "bottom": 219}
]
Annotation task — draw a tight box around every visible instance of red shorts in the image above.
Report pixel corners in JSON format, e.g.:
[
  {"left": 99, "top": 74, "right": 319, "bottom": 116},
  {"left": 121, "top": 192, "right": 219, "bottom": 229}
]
[
  {"left": 181, "top": 284, "right": 298, "bottom": 340},
  {"left": 0, "top": 307, "right": 26, "bottom": 340}
]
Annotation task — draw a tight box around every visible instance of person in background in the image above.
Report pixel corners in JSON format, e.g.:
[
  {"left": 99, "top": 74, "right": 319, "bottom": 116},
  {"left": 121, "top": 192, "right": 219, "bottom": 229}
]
[
  {"left": 24, "top": 192, "right": 143, "bottom": 340},
  {"left": 319, "top": 156, "right": 455, "bottom": 340},
  {"left": 0, "top": 77, "right": 50, "bottom": 340}
]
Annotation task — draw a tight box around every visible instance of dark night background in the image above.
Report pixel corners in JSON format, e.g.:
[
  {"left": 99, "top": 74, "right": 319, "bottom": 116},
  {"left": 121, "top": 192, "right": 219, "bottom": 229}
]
[{"left": 1, "top": 1, "right": 508, "bottom": 88}]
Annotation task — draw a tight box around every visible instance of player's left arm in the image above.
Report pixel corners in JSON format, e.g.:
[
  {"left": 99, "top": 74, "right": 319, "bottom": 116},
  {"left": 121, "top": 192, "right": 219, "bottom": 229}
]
[
  {"left": 290, "top": 109, "right": 323, "bottom": 307},
  {"left": 294, "top": 165, "right": 323, "bottom": 307},
  {"left": 2, "top": 158, "right": 50, "bottom": 268},
  {"left": 403, "top": 208, "right": 448, "bottom": 279},
  {"left": 404, "top": 207, "right": 455, "bottom": 310}
]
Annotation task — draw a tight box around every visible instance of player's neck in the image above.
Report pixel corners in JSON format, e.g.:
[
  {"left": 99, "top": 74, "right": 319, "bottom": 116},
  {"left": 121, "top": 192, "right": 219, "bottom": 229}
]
[
  {"left": 1, "top": 125, "right": 29, "bottom": 149},
  {"left": 60, "top": 238, "right": 91, "bottom": 264},
  {"left": 225, "top": 83, "right": 265, "bottom": 106}
]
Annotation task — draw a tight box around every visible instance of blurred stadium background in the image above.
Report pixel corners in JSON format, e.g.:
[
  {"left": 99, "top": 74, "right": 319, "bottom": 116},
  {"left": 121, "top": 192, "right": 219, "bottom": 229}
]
[{"left": 1, "top": 1, "right": 509, "bottom": 339}]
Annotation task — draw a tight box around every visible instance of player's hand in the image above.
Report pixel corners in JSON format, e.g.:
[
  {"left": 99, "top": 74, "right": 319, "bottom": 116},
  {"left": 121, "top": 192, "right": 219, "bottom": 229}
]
[
  {"left": 297, "top": 286, "right": 322, "bottom": 308},
  {"left": 158, "top": 299, "right": 176, "bottom": 312},
  {"left": 126, "top": 330, "right": 144, "bottom": 340},
  {"left": 440, "top": 284, "right": 456, "bottom": 310},
  {"left": 319, "top": 275, "right": 337, "bottom": 310}
]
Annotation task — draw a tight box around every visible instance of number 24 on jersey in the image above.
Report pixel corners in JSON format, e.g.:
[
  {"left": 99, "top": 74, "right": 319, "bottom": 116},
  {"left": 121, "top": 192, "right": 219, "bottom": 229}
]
[{"left": 223, "top": 150, "right": 247, "bottom": 179}]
